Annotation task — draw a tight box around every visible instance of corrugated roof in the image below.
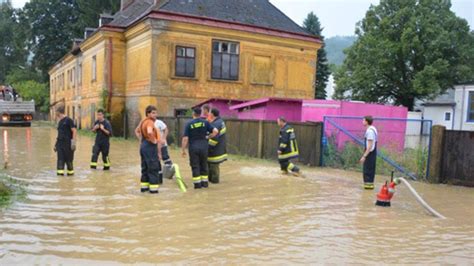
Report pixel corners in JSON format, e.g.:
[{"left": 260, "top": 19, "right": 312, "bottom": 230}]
[{"left": 108, "top": 0, "right": 311, "bottom": 36}]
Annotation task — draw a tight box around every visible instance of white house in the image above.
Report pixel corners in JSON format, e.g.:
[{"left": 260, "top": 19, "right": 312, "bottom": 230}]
[
  {"left": 453, "top": 84, "right": 474, "bottom": 131},
  {"left": 420, "top": 83, "right": 474, "bottom": 131}
]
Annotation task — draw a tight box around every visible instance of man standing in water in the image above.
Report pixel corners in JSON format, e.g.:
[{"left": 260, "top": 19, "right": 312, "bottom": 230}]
[
  {"left": 277, "top": 117, "right": 300, "bottom": 176},
  {"left": 155, "top": 118, "right": 175, "bottom": 181},
  {"left": 207, "top": 108, "right": 227, "bottom": 184},
  {"left": 359, "top": 116, "right": 378, "bottom": 190},
  {"left": 135, "top": 105, "right": 162, "bottom": 194},
  {"left": 54, "top": 105, "right": 77, "bottom": 176},
  {"left": 181, "top": 107, "right": 218, "bottom": 189},
  {"left": 90, "top": 109, "right": 113, "bottom": 170}
]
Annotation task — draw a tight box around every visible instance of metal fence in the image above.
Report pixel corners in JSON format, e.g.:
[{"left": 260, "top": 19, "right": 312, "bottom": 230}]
[{"left": 323, "top": 116, "right": 432, "bottom": 180}]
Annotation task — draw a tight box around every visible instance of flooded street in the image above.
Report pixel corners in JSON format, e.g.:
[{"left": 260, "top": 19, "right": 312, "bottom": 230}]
[{"left": 1, "top": 126, "right": 473, "bottom": 264}]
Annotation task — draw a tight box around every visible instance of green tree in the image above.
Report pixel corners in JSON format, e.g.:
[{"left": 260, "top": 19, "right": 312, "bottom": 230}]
[
  {"left": 21, "top": 0, "right": 82, "bottom": 81},
  {"left": 0, "top": 4, "right": 27, "bottom": 83},
  {"left": 334, "top": 0, "right": 474, "bottom": 110},
  {"left": 6, "top": 67, "right": 49, "bottom": 112},
  {"left": 303, "top": 12, "right": 331, "bottom": 99}
]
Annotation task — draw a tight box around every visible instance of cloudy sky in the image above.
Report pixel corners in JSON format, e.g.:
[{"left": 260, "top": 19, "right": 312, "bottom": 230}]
[{"left": 11, "top": 0, "right": 473, "bottom": 37}]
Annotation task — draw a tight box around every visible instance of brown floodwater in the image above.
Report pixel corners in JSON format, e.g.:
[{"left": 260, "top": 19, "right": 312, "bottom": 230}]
[{"left": 0, "top": 126, "right": 473, "bottom": 264}]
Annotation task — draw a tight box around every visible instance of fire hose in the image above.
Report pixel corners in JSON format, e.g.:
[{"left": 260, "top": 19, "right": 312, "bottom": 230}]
[{"left": 394, "top": 177, "right": 446, "bottom": 219}]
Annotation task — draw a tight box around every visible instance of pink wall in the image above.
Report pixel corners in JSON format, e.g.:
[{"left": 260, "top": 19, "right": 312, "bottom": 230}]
[
  {"left": 311, "top": 101, "right": 409, "bottom": 152},
  {"left": 231, "top": 98, "right": 409, "bottom": 152},
  {"left": 302, "top": 100, "right": 342, "bottom": 122},
  {"left": 237, "top": 105, "right": 267, "bottom": 120},
  {"left": 265, "top": 101, "right": 302, "bottom": 122},
  {"left": 235, "top": 100, "right": 302, "bottom": 121}
]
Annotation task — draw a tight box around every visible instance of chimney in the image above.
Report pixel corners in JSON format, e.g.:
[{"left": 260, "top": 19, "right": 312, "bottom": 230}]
[
  {"left": 99, "top": 14, "right": 114, "bottom": 27},
  {"left": 84, "top": 28, "right": 96, "bottom": 39},
  {"left": 72, "top": 38, "right": 83, "bottom": 49},
  {"left": 120, "top": 0, "right": 135, "bottom": 11},
  {"left": 71, "top": 38, "right": 83, "bottom": 56}
]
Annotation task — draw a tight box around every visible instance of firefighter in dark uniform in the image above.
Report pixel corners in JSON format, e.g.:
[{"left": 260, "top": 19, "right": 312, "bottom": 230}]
[
  {"left": 134, "top": 105, "right": 162, "bottom": 194},
  {"left": 90, "top": 109, "right": 112, "bottom": 170},
  {"left": 277, "top": 117, "right": 300, "bottom": 175},
  {"left": 181, "top": 107, "right": 218, "bottom": 189},
  {"left": 54, "top": 105, "right": 77, "bottom": 176},
  {"left": 207, "top": 108, "right": 227, "bottom": 184}
]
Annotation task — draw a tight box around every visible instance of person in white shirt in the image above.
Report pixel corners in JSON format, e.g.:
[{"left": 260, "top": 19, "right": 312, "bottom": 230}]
[
  {"left": 155, "top": 119, "right": 174, "bottom": 181},
  {"left": 359, "top": 116, "right": 378, "bottom": 190}
]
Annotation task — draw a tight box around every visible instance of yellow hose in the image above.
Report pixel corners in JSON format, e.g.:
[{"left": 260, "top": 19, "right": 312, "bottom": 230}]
[{"left": 173, "top": 164, "right": 187, "bottom": 193}]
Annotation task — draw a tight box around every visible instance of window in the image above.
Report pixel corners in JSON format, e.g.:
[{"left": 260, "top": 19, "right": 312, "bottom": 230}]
[
  {"left": 71, "top": 67, "right": 75, "bottom": 87},
  {"left": 92, "top": 56, "right": 97, "bottom": 81},
  {"left": 175, "top": 46, "right": 195, "bottom": 77},
  {"left": 468, "top": 91, "right": 474, "bottom": 122},
  {"left": 78, "top": 64, "right": 82, "bottom": 85},
  {"left": 211, "top": 40, "right": 239, "bottom": 80},
  {"left": 444, "top": 112, "right": 451, "bottom": 121}
]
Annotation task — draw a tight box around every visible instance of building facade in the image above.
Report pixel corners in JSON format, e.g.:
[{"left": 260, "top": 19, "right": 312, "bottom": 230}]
[
  {"left": 49, "top": 0, "right": 321, "bottom": 136},
  {"left": 419, "top": 84, "right": 474, "bottom": 131}
]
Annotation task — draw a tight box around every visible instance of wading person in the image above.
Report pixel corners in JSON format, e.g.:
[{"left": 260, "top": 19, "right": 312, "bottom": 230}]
[
  {"left": 155, "top": 118, "right": 175, "bottom": 180},
  {"left": 277, "top": 117, "right": 300, "bottom": 176},
  {"left": 207, "top": 108, "right": 227, "bottom": 184},
  {"left": 90, "top": 109, "right": 112, "bottom": 170},
  {"left": 181, "top": 107, "right": 218, "bottom": 189},
  {"left": 135, "top": 105, "right": 162, "bottom": 194},
  {"left": 360, "top": 116, "right": 378, "bottom": 190},
  {"left": 54, "top": 105, "right": 77, "bottom": 176}
]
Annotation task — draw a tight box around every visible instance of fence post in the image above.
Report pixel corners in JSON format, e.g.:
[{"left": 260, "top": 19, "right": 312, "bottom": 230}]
[
  {"left": 257, "top": 120, "right": 264, "bottom": 158},
  {"left": 428, "top": 125, "right": 446, "bottom": 183}
]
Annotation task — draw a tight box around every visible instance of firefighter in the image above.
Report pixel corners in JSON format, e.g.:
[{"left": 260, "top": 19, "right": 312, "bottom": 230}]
[
  {"left": 181, "top": 107, "right": 218, "bottom": 189},
  {"left": 155, "top": 118, "right": 175, "bottom": 181},
  {"left": 359, "top": 115, "right": 378, "bottom": 190},
  {"left": 277, "top": 117, "right": 300, "bottom": 175},
  {"left": 207, "top": 108, "right": 227, "bottom": 184},
  {"left": 134, "top": 105, "right": 162, "bottom": 194},
  {"left": 90, "top": 109, "right": 113, "bottom": 170},
  {"left": 54, "top": 105, "right": 77, "bottom": 176}
]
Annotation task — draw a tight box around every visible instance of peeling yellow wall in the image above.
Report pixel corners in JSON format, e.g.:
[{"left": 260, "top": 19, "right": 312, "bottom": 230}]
[{"left": 50, "top": 18, "right": 321, "bottom": 136}]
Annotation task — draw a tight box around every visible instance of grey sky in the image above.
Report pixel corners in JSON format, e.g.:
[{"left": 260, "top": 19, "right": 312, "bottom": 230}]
[{"left": 11, "top": 0, "right": 473, "bottom": 37}]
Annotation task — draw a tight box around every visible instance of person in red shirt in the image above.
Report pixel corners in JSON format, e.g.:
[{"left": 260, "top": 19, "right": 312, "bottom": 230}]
[{"left": 135, "top": 105, "right": 161, "bottom": 194}]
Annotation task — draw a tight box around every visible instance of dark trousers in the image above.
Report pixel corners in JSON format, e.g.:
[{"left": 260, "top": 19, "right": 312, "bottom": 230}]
[
  {"left": 91, "top": 142, "right": 110, "bottom": 169},
  {"left": 140, "top": 141, "right": 161, "bottom": 192},
  {"left": 56, "top": 141, "right": 74, "bottom": 176},
  {"left": 189, "top": 146, "right": 208, "bottom": 183},
  {"left": 161, "top": 145, "right": 172, "bottom": 165},
  {"left": 208, "top": 163, "right": 220, "bottom": 184},
  {"left": 363, "top": 148, "right": 377, "bottom": 187},
  {"left": 279, "top": 159, "right": 299, "bottom": 172}
]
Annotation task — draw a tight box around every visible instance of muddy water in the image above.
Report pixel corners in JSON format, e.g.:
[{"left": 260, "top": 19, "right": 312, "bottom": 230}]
[{"left": 0, "top": 126, "right": 473, "bottom": 264}]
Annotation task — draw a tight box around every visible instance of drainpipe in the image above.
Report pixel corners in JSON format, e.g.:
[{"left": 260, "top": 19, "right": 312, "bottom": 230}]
[
  {"left": 107, "top": 37, "right": 113, "bottom": 114},
  {"left": 451, "top": 105, "right": 455, "bottom": 130},
  {"left": 459, "top": 86, "right": 466, "bottom": 130}
]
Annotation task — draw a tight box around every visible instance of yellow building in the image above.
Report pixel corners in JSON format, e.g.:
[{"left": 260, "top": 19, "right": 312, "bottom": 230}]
[{"left": 49, "top": 0, "right": 321, "bottom": 136}]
